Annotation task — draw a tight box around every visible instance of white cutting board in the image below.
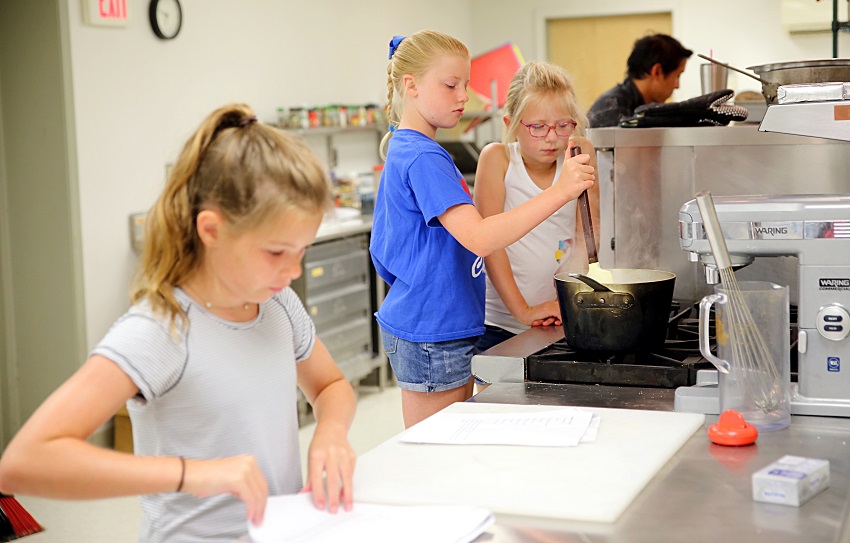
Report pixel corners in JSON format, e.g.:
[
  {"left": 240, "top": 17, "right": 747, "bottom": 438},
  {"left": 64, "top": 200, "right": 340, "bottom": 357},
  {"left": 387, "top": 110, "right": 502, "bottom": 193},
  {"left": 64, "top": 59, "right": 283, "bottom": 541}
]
[{"left": 353, "top": 402, "right": 705, "bottom": 523}]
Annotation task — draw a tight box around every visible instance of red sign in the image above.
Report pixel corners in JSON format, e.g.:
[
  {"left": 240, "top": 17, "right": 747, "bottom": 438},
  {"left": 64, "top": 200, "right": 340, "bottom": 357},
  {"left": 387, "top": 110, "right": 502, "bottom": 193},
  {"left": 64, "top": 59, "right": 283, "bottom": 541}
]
[
  {"left": 83, "top": 0, "right": 130, "bottom": 27},
  {"left": 99, "top": 0, "right": 128, "bottom": 20}
]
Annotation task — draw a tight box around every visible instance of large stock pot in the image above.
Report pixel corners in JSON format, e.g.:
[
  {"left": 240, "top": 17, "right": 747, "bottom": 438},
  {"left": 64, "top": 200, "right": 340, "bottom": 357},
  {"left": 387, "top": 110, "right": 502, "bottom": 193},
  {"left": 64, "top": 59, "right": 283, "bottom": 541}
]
[{"left": 554, "top": 269, "right": 676, "bottom": 352}]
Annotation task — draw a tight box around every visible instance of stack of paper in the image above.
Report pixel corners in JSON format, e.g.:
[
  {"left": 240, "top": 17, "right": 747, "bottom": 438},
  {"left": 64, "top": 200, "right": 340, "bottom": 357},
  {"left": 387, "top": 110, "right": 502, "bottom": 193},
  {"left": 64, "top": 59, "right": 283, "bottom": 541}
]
[
  {"left": 398, "top": 407, "right": 599, "bottom": 447},
  {"left": 248, "top": 493, "right": 493, "bottom": 543}
]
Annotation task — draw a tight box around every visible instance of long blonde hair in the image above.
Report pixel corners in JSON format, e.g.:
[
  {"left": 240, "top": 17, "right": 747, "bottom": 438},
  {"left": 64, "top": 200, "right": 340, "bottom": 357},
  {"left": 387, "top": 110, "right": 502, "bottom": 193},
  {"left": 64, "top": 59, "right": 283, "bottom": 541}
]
[
  {"left": 380, "top": 30, "right": 469, "bottom": 159},
  {"left": 131, "top": 103, "right": 331, "bottom": 327},
  {"left": 502, "top": 62, "right": 587, "bottom": 146}
]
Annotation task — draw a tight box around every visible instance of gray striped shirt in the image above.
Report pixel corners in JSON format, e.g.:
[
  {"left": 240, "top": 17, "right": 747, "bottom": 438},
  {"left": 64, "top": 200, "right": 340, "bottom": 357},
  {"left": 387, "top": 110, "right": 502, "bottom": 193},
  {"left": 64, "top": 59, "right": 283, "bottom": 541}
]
[{"left": 93, "top": 287, "right": 315, "bottom": 542}]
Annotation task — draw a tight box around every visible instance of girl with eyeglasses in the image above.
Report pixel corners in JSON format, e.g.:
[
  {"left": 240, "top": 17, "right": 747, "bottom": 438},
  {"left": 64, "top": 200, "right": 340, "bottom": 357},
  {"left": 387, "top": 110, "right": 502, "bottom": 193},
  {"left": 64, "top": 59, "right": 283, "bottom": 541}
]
[
  {"left": 473, "top": 62, "right": 600, "bottom": 353},
  {"left": 371, "top": 34, "right": 594, "bottom": 428}
]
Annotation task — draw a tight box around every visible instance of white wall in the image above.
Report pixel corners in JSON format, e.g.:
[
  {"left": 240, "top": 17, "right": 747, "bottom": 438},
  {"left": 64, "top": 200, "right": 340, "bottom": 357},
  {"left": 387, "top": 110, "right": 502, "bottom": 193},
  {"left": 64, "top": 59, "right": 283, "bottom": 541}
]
[
  {"left": 67, "top": 0, "right": 473, "bottom": 348},
  {"left": 69, "top": 0, "right": 850, "bottom": 351},
  {"left": 469, "top": 0, "right": 850, "bottom": 102}
]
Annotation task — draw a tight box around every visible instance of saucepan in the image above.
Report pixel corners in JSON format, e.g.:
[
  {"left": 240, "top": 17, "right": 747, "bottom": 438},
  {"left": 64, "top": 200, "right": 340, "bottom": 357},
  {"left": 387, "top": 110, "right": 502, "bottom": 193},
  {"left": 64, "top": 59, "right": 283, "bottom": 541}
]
[
  {"left": 698, "top": 54, "right": 850, "bottom": 104},
  {"left": 554, "top": 269, "right": 676, "bottom": 352}
]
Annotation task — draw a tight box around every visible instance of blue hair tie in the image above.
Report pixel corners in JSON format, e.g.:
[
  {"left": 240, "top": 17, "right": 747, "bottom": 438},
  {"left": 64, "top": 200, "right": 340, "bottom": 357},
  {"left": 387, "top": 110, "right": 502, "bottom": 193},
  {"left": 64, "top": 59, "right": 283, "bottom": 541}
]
[
  {"left": 387, "top": 125, "right": 396, "bottom": 132},
  {"left": 388, "top": 35, "right": 405, "bottom": 60}
]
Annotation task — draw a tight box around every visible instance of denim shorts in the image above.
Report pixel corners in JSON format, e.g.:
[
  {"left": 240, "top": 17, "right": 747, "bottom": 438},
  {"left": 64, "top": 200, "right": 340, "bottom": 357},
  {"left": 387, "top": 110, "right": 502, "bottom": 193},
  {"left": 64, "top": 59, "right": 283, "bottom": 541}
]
[{"left": 380, "top": 327, "right": 475, "bottom": 393}]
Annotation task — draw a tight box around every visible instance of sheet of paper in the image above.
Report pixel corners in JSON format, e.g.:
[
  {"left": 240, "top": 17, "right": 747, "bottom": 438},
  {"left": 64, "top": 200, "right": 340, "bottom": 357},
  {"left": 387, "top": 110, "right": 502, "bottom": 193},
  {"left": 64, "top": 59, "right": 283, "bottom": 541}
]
[
  {"left": 581, "top": 414, "right": 601, "bottom": 443},
  {"left": 398, "top": 408, "right": 594, "bottom": 447},
  {"left": 247, "top": 493, "right": 493, "bottom": 543}
]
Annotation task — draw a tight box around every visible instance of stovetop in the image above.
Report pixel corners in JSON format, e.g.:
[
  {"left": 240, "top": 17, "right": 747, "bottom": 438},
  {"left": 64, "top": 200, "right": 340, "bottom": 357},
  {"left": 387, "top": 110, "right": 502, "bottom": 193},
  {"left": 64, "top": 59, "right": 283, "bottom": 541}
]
[{"left": 524, "top": 300, "right": 798, "bottom": 388}]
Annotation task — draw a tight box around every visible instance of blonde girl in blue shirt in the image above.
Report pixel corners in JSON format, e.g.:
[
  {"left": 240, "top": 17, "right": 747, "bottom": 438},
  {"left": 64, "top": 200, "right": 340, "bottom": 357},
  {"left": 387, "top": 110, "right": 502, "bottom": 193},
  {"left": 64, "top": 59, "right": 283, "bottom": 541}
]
[{"left": 370, "top": 30, "right": 595, "bottom": 428}]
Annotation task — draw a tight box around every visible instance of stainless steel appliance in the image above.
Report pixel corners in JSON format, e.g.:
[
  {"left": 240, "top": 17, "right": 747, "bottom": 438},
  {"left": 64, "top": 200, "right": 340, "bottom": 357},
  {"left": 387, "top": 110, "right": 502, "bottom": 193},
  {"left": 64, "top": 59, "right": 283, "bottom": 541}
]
[
  {"left": 676, "top": 83, "right": 850, "bottom": 418},
  {"left": 677, "top": 194, "right": 850, "bottom": 417}
]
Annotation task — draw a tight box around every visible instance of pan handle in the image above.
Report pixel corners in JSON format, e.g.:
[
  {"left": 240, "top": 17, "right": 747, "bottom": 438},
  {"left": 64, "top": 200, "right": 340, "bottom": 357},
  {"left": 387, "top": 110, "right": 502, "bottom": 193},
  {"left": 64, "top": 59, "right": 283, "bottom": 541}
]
[{"left": 697, "top": 53, "right": 769, "bottom": 84}]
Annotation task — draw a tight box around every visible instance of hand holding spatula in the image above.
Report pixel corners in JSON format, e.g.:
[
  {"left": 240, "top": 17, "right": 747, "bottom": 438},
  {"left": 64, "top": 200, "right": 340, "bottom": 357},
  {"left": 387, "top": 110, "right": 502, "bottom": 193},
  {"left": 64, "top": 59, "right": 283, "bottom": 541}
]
[{"left": 571, "top": 145, "right": 614, "bottom": 284}]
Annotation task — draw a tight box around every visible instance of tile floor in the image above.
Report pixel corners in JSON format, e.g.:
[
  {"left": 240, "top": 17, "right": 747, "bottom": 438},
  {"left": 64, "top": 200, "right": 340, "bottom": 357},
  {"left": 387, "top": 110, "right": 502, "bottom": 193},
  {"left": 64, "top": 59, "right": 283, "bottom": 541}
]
[{"left": 14, "top": 386, "right": 404, "bottom": 542}]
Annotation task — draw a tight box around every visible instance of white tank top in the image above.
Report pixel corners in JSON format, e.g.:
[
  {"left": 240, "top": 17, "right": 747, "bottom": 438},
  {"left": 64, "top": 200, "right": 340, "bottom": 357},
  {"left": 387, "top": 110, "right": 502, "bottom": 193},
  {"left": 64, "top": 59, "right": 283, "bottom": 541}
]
[{"left": 483, "top": 142, "right": 577, "bottom": 334}]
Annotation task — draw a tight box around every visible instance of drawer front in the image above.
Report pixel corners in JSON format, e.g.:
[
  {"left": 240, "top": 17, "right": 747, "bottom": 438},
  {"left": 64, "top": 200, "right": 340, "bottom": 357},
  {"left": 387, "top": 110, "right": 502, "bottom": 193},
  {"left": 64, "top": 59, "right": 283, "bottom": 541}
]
[
  {"left": 306, "top": 283, "right": 371, "bottom": 332},
  {"left": 319, "top": 317, "right": 372, "bottom": 363},
  {"left": 306, "top": 236, "right": 367, "bottom": 262},
  {"left": 304, "top": 249, "right": 369, "bottom": 294}
]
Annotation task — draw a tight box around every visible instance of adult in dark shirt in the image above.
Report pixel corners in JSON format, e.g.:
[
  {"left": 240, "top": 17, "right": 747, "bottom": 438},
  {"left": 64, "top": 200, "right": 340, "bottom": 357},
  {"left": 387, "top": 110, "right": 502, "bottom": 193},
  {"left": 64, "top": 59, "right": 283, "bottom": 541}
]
[{"left": 587, "top": 34, "right": 693, "bottom": 128}]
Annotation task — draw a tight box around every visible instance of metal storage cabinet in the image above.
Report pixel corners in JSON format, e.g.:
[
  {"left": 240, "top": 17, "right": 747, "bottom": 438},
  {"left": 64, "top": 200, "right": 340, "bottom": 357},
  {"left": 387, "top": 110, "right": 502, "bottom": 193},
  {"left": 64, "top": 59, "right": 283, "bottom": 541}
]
[
  {"left": 292, "top": 234, "right": 373, "bottom": 376},
  {"left": 291, "top": 231, "right": 385, "bottom": 422}
]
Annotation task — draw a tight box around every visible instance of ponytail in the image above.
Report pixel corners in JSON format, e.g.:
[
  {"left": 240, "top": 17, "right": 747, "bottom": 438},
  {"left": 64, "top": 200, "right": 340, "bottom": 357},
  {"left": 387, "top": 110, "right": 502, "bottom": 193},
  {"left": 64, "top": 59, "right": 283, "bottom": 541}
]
[{"left": 131, "top": 103, "right": 330, "bottom": 329}]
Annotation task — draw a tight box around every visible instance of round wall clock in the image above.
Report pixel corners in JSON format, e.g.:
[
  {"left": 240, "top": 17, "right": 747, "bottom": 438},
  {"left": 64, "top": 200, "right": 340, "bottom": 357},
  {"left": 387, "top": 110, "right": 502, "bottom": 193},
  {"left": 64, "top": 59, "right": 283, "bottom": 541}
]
[{"left": 149, "top": 0, "right": 182, "bottom": 40}]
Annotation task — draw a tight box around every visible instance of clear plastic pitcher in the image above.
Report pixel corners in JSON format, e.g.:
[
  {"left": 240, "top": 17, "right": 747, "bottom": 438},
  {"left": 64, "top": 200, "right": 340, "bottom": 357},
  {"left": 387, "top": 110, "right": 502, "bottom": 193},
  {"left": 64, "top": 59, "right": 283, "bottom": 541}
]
[{"left": 699, "top": 281, "right": 791, "bottom": 431}]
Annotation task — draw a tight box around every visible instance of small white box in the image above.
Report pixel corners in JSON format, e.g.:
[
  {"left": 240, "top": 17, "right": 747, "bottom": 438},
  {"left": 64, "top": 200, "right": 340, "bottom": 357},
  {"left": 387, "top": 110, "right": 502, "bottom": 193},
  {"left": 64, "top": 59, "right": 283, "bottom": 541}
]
[{"left": 752, "top": 455, "right": 830, "bottom": 506}]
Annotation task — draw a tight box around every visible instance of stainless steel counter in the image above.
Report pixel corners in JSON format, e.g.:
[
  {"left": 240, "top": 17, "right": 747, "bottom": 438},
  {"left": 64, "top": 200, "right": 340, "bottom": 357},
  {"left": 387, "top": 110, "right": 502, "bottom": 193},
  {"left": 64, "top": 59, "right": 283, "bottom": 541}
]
[
  {"left": 588, "top": 123, "right": 845, "bottom": 148},
  {"left": 468, "top": 381, "right": 850, "bottom": 542}
]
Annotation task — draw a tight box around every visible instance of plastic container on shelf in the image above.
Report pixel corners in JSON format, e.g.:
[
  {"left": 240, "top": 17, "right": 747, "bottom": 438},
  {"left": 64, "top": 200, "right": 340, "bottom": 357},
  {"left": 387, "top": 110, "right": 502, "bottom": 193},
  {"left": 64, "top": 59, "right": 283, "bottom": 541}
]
[
  {"left": 347, "top": 105, "right": 361, "bottom": 126},
  {"left": 289, "top": 107, "right": 308, "bottom": 129},
  {"left": 365, "top": 104, "right": 376, "bottom": 125},
  {"left": 308, "top": 107, "right": 320, "bottom": 128}
]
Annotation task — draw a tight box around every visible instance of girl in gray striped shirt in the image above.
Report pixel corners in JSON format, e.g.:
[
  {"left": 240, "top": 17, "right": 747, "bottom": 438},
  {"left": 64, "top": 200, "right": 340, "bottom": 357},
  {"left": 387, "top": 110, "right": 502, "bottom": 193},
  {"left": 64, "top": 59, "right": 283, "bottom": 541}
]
[{"left": 0, "top": 103, "right": 358, "bottom": 542}]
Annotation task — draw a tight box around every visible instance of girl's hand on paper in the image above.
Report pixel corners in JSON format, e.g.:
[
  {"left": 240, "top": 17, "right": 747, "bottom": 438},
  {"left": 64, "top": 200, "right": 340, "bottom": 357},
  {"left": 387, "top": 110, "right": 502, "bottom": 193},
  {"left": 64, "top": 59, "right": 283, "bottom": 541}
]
[
  {"left": 304, "top": 420, "right": 356, "bottom": 513},
  {"left": 181, "top": 455, "right": 269, "bottom": 526}
]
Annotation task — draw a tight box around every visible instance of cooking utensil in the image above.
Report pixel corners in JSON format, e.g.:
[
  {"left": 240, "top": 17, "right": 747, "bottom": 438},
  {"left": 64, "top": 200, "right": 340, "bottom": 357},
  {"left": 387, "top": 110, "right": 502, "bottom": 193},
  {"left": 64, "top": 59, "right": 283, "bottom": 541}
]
[
  {"left": 570, "top": 145, "right": 613, "bottom": 283},
  {"left": 697, "top": 54, "right": 779, "bottom": 103},
  {"left": 694, "top": 191, "right": 783, "bottom": 412},
  {"left": 555, "top": 268, "right": 675, "bottom": 352},
  {"left": 567, "top": 272, "right": 611, "bottom": 293},
  {"left": 573, "top": 145, "right": 597, "bottom": 265}
]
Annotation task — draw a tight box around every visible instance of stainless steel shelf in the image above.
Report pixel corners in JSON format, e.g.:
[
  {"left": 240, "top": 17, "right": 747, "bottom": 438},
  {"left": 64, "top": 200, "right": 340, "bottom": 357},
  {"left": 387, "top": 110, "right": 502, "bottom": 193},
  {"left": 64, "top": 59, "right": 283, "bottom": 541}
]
[{"left": 277, "top": 124, "right": 385, "bottom": 137}]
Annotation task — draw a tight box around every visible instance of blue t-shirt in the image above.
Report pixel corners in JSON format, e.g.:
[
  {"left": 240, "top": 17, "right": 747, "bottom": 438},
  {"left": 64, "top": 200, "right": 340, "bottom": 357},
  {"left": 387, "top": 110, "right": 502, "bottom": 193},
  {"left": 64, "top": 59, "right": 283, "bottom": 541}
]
[{"left": 370, "top": 129, "right": 485, "bottom": 342}]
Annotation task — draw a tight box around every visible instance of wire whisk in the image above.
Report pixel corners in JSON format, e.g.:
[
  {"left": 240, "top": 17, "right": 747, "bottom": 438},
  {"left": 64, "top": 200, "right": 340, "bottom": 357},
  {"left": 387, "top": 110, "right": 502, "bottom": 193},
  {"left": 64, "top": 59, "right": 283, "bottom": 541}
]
[{"left": 695, "top": 191, "right": 784, "bottom": 412}]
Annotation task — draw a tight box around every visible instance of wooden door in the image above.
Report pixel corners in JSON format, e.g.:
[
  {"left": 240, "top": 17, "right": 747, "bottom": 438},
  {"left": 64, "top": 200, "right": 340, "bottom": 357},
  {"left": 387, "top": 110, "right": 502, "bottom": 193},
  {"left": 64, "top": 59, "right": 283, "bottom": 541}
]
[{"left": 547, "top": 13, "right": 673, "bottom": 113}]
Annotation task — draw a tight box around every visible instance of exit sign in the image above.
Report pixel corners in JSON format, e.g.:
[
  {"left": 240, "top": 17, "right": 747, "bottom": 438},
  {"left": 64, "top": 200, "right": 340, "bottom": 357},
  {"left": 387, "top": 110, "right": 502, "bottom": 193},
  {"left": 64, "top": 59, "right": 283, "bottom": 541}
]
[{"left": 82, "top": 0, "right": 130, "bottom": 27}]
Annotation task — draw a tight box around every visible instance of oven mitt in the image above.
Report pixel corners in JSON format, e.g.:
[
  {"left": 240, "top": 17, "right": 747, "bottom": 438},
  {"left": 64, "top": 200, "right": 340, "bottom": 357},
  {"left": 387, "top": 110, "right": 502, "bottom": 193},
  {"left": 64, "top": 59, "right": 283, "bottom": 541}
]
[{"left": 619, "top": 89, "right": 749, "bottom": 128}]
